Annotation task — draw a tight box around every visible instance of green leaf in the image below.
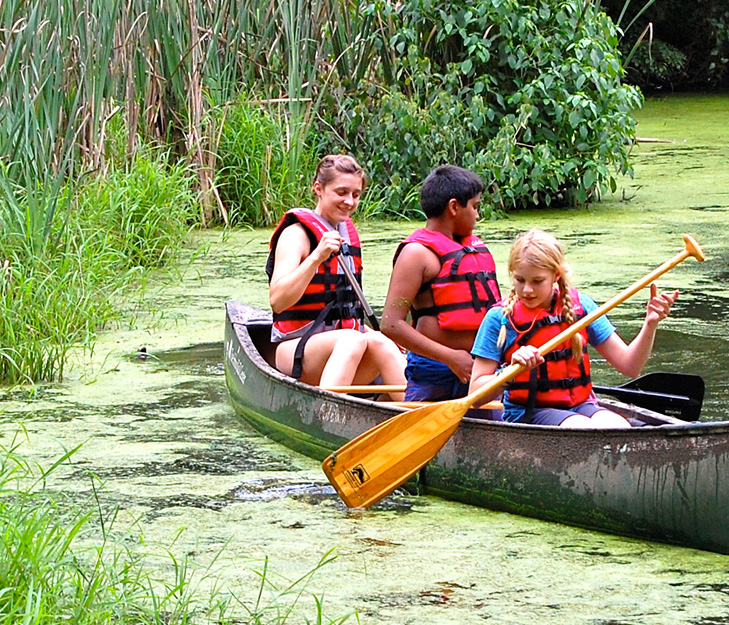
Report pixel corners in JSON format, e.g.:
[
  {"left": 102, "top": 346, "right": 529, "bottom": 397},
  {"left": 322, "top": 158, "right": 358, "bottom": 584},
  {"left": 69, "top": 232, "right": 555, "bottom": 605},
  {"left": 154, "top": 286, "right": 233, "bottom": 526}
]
[{"left": 583, "top": 169, "right": 597, "bottom": 188}]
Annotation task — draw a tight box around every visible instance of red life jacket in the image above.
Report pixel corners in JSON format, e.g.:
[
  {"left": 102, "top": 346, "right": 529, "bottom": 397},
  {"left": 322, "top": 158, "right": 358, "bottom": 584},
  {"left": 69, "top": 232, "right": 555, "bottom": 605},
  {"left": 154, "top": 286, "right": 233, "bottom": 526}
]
[
  {"left": 266, "top": 208, "right": 365, "bottom": 340},
  {"left": 395, "top": 229, "right": 501, "bottom": 331},
  {"left": 503, "top": 289, "right": 592, "bottom": 415}
]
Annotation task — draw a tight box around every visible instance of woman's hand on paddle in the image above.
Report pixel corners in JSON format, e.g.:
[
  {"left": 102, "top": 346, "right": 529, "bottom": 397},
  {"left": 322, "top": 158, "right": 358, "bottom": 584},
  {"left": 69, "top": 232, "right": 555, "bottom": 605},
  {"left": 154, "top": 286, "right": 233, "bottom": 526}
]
[
  {"left": 510, "top": 345, "right": 544, "bottom": 369},
  {"left": 645, "top": 283, "right": 679, "bottom": 326},
  {"left": 313, "top": 231, "right": 344, "bottom": 264}
]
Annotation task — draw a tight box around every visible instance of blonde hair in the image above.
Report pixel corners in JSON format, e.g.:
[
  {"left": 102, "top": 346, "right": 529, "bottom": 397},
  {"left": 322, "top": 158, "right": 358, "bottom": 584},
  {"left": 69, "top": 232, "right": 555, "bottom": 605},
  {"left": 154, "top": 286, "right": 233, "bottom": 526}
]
[{"left": 497, "top": 229, "right": 583, "bottom": 360}]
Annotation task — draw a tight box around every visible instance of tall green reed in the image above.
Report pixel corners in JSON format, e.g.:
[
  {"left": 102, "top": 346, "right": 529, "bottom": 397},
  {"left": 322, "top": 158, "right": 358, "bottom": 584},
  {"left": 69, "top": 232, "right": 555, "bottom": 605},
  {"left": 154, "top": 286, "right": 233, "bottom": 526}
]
[
  {"left": 0, "top": 433, "right": 357, "bottom": 624},
  {"left": 0, "top": 134, "right": 196, "bottom": 383},
  {"left": 1, "top": 0, "right": 375, "bottom": 229},
  {"left": 74, "top": 145, "right": 199, "bottom": 270},
  {"left": 0, "top": 0, "right": 390, "bottom": 381},
  {"left": 213, "top": 99, "right": 318, "bottom": 227}
]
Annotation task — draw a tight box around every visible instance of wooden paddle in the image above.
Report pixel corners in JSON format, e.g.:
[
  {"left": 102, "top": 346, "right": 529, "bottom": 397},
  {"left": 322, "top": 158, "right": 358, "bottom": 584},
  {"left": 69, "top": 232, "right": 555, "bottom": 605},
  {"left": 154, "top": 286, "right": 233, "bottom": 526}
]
[
  {"left": 386, "top": 400, "right": 504, "bottom": 410},
  {"left": 322, "top": 234, "right": 705, "bottom": 509},
  {"left": 323, "top": 375, "right": 703, "bottom": 421},
  {"left": 322, "top": 371, "right": 704, "bottom": 424},
  {"left": 322, "top": 384, "right": 407, "bottom": 394}
]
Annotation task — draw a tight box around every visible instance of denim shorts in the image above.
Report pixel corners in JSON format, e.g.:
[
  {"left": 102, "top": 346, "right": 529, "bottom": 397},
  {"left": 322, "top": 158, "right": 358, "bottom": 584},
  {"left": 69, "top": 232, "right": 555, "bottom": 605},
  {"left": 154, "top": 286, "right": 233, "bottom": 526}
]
[{"left": 404, "top": 352, "right": 469, "bottom": 402}]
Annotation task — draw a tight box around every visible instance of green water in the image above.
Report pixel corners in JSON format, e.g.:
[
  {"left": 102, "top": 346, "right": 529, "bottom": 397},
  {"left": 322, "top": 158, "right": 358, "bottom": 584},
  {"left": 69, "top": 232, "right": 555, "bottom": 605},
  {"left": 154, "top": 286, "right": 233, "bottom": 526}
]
[{"left": 2, "top": 94, "right": 729, "bottom": 624}]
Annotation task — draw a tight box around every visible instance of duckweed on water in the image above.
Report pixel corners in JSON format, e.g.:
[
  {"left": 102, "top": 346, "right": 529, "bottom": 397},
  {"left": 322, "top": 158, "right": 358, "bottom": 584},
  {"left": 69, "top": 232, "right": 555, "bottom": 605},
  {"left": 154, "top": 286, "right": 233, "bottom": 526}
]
[
  {"left": 2, "top": 95, "right": 729, "bottom": 625},
  {"left": 0, "top": 434, "right": 357, "bottom": 624}
]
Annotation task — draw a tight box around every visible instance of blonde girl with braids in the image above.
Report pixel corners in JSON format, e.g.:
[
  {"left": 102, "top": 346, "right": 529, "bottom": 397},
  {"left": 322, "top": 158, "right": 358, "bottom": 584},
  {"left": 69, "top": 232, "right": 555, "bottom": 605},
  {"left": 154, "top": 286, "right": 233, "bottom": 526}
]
[{"left": 470, "top": 229, "right": 679, "bottom": 428}]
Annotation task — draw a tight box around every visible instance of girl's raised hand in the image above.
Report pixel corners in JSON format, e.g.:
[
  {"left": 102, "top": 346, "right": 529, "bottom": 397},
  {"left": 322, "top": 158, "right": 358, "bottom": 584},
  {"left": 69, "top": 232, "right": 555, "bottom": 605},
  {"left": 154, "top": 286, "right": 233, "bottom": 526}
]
[{"left": 646, "top": 283, "right": 679, "bottom": 326}]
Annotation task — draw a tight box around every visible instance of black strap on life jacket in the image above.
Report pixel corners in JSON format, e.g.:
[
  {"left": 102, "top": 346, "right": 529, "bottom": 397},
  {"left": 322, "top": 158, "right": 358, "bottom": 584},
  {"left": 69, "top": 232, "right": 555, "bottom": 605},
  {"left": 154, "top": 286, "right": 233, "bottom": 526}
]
[
  {"left": 413, "top": 244, "right": 498, "bottom": 320},
  {"left": 289, "top": 251, "right": 365, "bottom": 379},
  {"left": 414, "top": 278, "right": 498, "bottom": 321},
  {"left": 508, "top": 346, "right": 592, "bottom": 422}
]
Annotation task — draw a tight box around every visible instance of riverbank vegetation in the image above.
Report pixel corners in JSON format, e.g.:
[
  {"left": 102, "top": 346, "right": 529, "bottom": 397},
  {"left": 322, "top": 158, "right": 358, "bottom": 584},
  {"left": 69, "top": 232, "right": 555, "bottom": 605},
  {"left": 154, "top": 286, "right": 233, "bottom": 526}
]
[
  {"left": 0, "top": 434, "right": 355, "bottom": 624},
  {"left": 0, "top": 0, "right": 714, "bottom": 383},
  {"left": 600, "top": 0, "right": 729, "bottom": 91}
]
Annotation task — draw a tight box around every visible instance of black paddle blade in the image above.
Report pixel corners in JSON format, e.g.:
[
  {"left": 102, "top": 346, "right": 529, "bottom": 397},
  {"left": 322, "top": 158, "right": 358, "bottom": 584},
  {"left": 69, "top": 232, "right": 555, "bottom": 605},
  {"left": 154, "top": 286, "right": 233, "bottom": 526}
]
[
  {"left": 621, "top": 372, "right": 705, "bottom": 404},
  {"left": 594, "top": 372, "right": 705, "bottom": 422}
]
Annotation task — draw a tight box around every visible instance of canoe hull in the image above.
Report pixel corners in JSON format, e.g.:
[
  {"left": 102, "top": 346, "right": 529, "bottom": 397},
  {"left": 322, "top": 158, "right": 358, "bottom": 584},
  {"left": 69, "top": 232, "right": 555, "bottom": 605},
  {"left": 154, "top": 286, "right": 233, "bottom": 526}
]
[{"left": 225, "top": 301, "right": 729, "bottom": 554}]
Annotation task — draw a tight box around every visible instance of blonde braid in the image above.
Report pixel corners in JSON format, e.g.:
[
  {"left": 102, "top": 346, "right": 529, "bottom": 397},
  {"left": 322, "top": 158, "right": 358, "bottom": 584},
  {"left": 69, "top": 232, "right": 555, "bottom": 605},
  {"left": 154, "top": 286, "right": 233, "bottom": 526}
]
[
  {"left": 507, "top": 229, "right": 584, "bottom": 359},
  {"left": 558, "top": 275, "right": 583, "bottom": 361},
  {"left": 497, "top": 288, "right": 519, "bottom": 349}
]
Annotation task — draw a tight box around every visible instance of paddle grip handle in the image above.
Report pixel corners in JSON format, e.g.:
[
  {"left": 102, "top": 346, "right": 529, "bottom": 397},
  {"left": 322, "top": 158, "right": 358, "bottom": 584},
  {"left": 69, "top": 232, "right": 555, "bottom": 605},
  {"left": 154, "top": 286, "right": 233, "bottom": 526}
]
[{"left": 467, "top": 233, "right": 704, "bottom": 407}]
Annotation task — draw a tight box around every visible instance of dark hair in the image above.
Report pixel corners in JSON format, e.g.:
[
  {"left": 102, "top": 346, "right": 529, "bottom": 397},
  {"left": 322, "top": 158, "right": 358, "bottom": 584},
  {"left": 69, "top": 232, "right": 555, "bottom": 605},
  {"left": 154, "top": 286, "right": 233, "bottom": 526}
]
[
  {"left": 313, "top": 154, "right": 367, "bottom": 189},
  {"left": 419, "top": 165, "right": 484, "bottom": 218}
]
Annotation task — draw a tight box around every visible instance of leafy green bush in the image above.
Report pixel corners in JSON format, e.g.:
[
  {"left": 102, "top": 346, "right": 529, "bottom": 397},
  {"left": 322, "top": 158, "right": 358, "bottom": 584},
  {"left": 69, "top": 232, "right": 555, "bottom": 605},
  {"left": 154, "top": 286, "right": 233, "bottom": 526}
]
[
  {"left": 213, "top": 100, "right": 318, "bottom": 227},
  {"left": 320, "top": 0, "right": 642, "bottom": 216},
  {"left": 601, "top": 0, "right": 729, "bottom": 90},
  {"left": 625, "top": 40, "right": 688, "bottom": 90},
  {"left": 75, "top": 148, "right": 198, "bottom": 269}
]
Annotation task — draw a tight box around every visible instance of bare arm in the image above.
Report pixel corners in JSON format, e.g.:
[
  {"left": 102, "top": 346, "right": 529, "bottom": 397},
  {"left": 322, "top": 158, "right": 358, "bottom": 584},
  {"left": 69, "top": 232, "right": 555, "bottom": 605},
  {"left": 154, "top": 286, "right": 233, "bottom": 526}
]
[
  {"left": 594, "top": 284, "right": 679, "bottom": 378},
  {"left": 381, "top": 243, "right": 474, "bottom": 383},
  {"left": 269, "top": 224, "right": 343, "bottom": 313},
  {"left": 468, "top": 356, "right": 502, "bottom": 403}
]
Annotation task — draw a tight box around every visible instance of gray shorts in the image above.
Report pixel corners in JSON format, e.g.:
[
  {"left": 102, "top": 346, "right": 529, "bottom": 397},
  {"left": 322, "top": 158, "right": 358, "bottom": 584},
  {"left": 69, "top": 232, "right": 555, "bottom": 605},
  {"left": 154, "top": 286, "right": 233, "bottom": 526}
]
[{"left": 529, "top": 401, "right": 603, "bottom": 426}]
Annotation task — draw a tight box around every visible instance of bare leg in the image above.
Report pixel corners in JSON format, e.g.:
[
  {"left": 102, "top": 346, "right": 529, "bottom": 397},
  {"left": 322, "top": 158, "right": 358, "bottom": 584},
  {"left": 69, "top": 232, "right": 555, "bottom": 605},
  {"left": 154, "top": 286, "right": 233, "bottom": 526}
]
[
  {"left": 318, "top": 330, "right": 368, "bottom": 387},
  {"left": 561, "top": 410, "right": 631, "bottom": 429},
  {"left": 586, "top": 409, "right": 632, "bottom": 428},
  {"left": 274, "top": 329, "right": 406, "bottom": 399},
  {"left": 559, "top": 414, "right": 596, "bottom": 428},
  {"left": 352, "top": 332, "right": 407, "bottom": 400},
  {"left": 274, "top": 329, "right": 367, "bottom": 386}
]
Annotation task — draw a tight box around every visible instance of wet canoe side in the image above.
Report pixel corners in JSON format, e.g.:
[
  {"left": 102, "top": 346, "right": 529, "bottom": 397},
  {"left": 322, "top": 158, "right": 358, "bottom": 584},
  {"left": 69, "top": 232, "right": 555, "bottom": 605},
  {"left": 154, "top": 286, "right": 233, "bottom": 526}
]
[{"left": 224, "top": 301, "right": 729, "bottom": 554}]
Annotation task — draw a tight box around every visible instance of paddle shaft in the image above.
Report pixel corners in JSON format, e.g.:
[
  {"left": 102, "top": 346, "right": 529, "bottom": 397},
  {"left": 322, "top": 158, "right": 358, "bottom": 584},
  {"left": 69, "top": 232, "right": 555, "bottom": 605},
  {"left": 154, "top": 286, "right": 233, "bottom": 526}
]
[
  {"left": 323, "top": 384, "right": 406, "bottom": 394},
  {"left": 453, "top": 234, "right": 705, "bottom": 412},
  {"left": 386, "top": 400, "right": 503, "bottom": 409},
  {"left": 592, "top": 385, "right": 696, "bottom": 404},
  {"left": 337, "top": 251, "right": 380, "bottom": 330},
  {"left": 325, "top": 383, "right": 698, "bottom": 401},
  {"left": 324, "top": 378, "right": 701, "bottom": 420}
]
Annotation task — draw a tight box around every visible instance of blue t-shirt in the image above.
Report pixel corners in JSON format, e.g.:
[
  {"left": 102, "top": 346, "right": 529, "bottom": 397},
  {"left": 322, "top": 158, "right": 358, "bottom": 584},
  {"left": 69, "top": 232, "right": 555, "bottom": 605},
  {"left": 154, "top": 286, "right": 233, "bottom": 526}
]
[{"left": 471, "top": 291, "right": 615, "bottom": 421}]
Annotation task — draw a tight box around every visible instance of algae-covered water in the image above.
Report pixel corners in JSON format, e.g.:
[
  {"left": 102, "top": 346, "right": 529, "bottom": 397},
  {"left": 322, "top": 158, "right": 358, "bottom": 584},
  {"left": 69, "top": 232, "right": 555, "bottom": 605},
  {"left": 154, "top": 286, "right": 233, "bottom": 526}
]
[{"left": 2, "top": 94, "right": 729, "bottom": 624}]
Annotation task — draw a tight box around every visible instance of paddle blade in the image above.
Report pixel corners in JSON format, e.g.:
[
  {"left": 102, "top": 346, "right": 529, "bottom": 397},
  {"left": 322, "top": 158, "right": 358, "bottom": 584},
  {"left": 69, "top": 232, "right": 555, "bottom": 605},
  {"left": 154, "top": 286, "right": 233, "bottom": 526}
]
[
  {"left": 593, "top": 372, "right": 705, "bottom": 421},
  {"left": 621, "top": 372, "right": 705, "bottom": 404},
  {"left": 593, "top": 385, "right": 702, "bottom": 421},
  {"left": 322, "top": 398, "right": 470, "bottom": 508}
]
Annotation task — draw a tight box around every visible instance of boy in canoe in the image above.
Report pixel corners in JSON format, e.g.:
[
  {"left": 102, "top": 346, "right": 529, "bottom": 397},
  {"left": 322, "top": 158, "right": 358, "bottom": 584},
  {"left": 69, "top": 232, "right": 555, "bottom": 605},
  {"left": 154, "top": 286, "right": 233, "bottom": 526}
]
[{"left": 381, "top": 165, "right": 501, "bottom": 401}]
